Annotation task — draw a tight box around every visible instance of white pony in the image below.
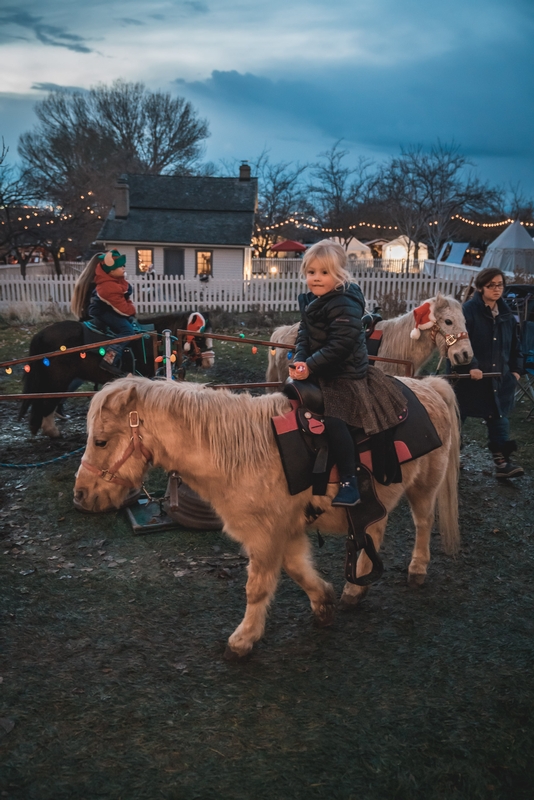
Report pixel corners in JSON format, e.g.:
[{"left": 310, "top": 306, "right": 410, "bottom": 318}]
[
  {"left": 74, "top": 376, "right": 460, "bottom": 659},
  {"left": 266, "top": 293, "right": 473, "bottom": 383}
]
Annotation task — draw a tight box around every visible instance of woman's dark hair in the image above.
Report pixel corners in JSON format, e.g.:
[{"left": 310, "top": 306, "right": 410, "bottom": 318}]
[{"left": 474, "top": 267, "right": 506, "bottom": 291}]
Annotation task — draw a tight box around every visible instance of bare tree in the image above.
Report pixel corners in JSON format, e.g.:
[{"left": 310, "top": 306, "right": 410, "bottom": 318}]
[
  {"left": 377, "top": 148, "right": 430, "bottom": 267},
  {"left": 221, "top": 151, "right": 308, "bottom": 256},
  {"left": 0, "top": 142, "right": 42, "bottom": 276},
  {"left": 18, "top": 80, "right": 210, "bottom": 235},
  {"left": 378, "top": 143, "right": 501, "bottom": 272},
  {"left": 507, "top": 183, "right": 534, "bottom": 222},
  {"left": 417, "top": 143, "right": 501, "bottom": 273},
  {"left": 308, "top": 141, "right": 376, "bottom": 248}
]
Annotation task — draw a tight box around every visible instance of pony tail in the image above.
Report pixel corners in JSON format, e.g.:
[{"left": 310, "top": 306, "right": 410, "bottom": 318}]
[{"left": 71, "top": 253, "right": 101, "bottom": 319}]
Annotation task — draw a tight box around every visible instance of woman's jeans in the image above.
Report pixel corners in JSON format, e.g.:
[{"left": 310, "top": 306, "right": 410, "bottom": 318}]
[{"left": 461, "top": 414, "right": 509, "bottom": 446}]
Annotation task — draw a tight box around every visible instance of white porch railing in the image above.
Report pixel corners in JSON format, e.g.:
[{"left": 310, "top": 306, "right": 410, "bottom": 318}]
[{"left": 0, "top": 271, "right": 466, "bottom": 316}]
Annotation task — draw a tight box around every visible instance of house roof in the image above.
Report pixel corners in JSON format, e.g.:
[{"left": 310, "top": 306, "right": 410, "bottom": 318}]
[{"left": 96, "top": 173, "right": 258, "bottom": 247}]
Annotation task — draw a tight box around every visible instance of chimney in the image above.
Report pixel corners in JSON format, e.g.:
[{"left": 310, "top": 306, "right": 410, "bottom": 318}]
[
  {"left": 114, "top": 177, "right": 130, "bottom": 219},
  {"left": 239, "top": 161, "right": 251, "bottom": 181}
]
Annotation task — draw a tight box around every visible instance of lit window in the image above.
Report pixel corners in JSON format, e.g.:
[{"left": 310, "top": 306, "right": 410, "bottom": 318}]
[
  {"left": 196, "top": 250, "right": 213, "bottom": 277},
  {"left": 136, "top": 248, "right": 154, "bottom": 274}
]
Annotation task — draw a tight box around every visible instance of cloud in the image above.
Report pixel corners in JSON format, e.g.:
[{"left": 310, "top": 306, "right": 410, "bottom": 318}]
[
  {"left": 183, "top": 1, "right": 209, "bottom": 12},
  {"left": 176, "top": 26, "right": 534, "bottom": 163},
  {"left": 0, "top": 7, "right": 93, "bottom": 53},
  {"left": 115, "top": 17, "right": 144, "bottom": 26},
  {"left": 31, "top": 82, "right": 87, "bottom": 93}
]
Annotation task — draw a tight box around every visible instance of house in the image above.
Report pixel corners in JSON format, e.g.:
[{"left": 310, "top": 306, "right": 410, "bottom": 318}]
[
  {"left": 382, "top": 236, "right": 428, "bottom": 262},
  {"left": 95, "top": 165, "right": 258, "bottom": 279}
]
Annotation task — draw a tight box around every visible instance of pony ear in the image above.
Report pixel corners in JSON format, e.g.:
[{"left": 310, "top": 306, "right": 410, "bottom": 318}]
[{"left": 102, "top": 382, "right": 138, "bottom": 416}]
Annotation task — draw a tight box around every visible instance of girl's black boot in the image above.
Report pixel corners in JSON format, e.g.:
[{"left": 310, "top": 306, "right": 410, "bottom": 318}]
[{"left": 331, "top": 476, "right": 361, "bottom": 507}]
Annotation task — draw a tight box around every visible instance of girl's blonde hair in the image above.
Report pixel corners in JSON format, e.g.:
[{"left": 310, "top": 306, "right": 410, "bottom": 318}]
[
  {"left": 70, "top": 253, "right": 102, "bottom": 320},
  {"left": 300, "top": 239, "right": 351, "bottom": 288}
]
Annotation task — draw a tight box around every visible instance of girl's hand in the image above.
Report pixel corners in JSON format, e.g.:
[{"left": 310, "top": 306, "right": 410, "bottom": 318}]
[
  {"left": 289, "top": 361, "right": 309, "bottom": 380},
  {"left": 512, "top": 372, "right": 520, "bottom": 381},
  {"left": 470, "top": 369, "right": 483, "bottom": 380}
]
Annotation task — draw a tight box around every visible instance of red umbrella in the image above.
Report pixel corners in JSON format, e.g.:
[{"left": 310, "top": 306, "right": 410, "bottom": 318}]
[{"left": 269, "top": 239, "right": 307, "bottom": 253}]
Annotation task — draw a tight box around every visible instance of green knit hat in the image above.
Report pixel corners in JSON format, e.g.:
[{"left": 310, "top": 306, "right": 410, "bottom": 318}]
[{"left": 99, "top": 250, "right": 126, "bottom": 273}]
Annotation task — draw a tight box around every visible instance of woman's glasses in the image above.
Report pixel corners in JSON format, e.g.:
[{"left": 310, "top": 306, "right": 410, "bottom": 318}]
[{"left": 485, "top": 282, "right": 504, "bottom": 289}]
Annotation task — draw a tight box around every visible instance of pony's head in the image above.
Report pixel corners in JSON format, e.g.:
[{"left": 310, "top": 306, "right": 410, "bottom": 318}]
[
  {"left": 73, "top": 378, "right": 152, "bottom": 512},
  {"left": 412, "top": 294, "right": 473, "bottom": 366}
]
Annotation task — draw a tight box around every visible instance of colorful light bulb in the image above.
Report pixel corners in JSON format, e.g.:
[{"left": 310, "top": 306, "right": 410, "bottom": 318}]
[
  {"left": 43, "top": 358, "right": 50, "bottom": 366},
  {"left": 24, "top": 364, "right": 31, "bottom": 373}
]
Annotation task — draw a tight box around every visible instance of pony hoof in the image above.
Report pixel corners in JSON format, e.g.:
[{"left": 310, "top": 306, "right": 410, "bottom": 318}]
[
  {"left": 339, "top": 585, "right": 369, "bottom": 608},
  {"left": 223, "top": 645, "right": 251, "bottom": 662},
  {"left": 314, "top": 601, "right": 336, "bottom": 627},
  {"left": 408, "top": 572, "right": 426, "bottom": 587}
]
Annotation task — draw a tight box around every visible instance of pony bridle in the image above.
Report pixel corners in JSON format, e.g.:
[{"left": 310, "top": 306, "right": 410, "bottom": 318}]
[
  {"left": 430, "top": 324, "right": 469, "bottom": 353},
  {"left": 80, "top": 411, "right": 152, "bottom": 489}
]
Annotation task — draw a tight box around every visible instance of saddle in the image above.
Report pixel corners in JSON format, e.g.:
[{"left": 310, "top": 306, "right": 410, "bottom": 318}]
[
  {"left": 82, "top": 318, "right": 155, "bottom": 346},
  {"left": 271, "top": 378, "right": 442, "bottom": 586},
  {"left": 362, "top": 312, "right": 384, "bottom": 358}
]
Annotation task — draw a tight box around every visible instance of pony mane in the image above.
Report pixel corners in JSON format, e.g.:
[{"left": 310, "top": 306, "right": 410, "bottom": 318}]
[{"left": 92, "top": 377, "right": 291, "bottom": 476}]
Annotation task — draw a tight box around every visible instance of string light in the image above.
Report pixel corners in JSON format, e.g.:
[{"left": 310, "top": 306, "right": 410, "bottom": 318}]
[
  {"left": 99, "top": 347, "right": 106, "bottom": 356},
  {"left": 60, "top": 345, "right": 67, "bottom": 351},
  {"left": 5, "top": 367, "right": 12, "bottom": 375},
  {"left": 43, "top": 358, "right": 50, "bottom": 366},
  {"left": 80, "top": 352, "right": 86, "bottom": 359},
  {"left": 24, "top": 364, "right": 30, "bottom": 373},
  {"left": 270, "top": 348, "right": 276, "bottom": 356},
  {"left": 262, "top": 214, "right": 534, "bottom": 234},
  {"left": 252, "top": 346, "right": 258, "bottom": 355}
]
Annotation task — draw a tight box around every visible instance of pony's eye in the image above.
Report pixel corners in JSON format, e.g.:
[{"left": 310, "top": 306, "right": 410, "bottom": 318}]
[
  {"left": 95, "top": 440, "right": 107, "bottom": 448},
  {"left": 445, "top": 319, "right": 453, "bottom": 325}
]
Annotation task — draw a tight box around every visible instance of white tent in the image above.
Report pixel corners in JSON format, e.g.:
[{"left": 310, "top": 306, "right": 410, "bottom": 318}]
[
  {"left": 481, "top": 219, "right": 534, "bottom": 274},
  {"left": 382, "top": 236, "right": 428, "bottom": 262},
  {"left": 327, "top": 236, "right": 372, "bottom": 260}
]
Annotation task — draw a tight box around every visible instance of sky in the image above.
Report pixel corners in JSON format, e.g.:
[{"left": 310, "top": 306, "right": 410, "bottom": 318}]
[{"left": 1, "top": 0, "right": 533, "bottom": 199}]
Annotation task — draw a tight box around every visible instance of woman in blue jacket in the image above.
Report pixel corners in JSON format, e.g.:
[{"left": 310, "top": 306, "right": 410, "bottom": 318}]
[{"left": 453, "top": 267, "right": 524, "bottom": 478}]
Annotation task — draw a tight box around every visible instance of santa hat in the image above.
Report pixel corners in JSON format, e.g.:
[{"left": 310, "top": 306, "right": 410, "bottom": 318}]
[
  {"left": 184, "top": 312, "right": 206, "bottom": 352},
  {"left": 410, "top": 302, "right": 436, "bottom": 339}
]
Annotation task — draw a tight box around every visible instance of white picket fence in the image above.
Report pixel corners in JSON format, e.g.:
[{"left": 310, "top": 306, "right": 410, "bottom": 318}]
[
  {"left": 0, "top": 271, "right": 465, "bottom": 315},
  {"left": 252, "top": 258, "right": 425, "bottom": 275}
]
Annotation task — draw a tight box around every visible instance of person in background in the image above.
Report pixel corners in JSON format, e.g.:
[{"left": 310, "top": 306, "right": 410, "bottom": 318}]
[
  {"left": 452, "top": 267, "right": 524, "bottom": 479},
  {"left": 87, "top": 250, "right": 136, "bottom": 376}
]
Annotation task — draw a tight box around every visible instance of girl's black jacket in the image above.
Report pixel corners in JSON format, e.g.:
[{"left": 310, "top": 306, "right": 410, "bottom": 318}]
[{"left": 294, "top": 283, "right": 368, "bottom": 380}]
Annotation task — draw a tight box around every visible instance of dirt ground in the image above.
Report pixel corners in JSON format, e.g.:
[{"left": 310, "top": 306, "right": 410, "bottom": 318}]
[{"left": 1, "top": 317, "right": 534, "bottom": 800}]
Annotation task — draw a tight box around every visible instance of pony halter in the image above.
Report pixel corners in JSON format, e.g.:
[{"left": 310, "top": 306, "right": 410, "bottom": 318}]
[
  {"left": 80, "top": 411, "right": 152, "bottom": 488},
  {"left": 430, "top": 324, "right": 469, "bottom": 352}
]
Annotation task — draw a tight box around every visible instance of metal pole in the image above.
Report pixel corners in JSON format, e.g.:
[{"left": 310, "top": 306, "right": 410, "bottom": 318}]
[{"left": 163, "top": 329, "right": 172, "bottom": 381}]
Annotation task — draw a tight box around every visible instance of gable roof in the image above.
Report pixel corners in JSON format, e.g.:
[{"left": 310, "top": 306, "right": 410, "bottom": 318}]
[{"left": 96, "top": 173, "right": 257, "bottom": 247}]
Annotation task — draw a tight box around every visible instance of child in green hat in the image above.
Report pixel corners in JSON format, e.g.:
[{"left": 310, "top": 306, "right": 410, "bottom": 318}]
[{"left": 87, "top": 250, "right": 136, "bottom": 376}]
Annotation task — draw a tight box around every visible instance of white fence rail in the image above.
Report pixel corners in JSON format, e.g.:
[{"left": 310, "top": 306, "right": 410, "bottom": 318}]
[
  {"left": 0, "top": 272, "right": 466, "bottom": 315},
  {"left": 0, "top": 261, "right": 84, "bottom": 277},
  {"left": 252, "top": 258, "right": 425, "bottom": 275}
]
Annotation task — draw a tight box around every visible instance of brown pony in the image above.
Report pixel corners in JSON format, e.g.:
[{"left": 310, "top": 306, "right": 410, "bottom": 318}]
[
  {"left": 266, "top": 293, "right": 474, "bottom": 383},
  {"left": 74, "top": 376, "right": 460, "bottom": 659}
]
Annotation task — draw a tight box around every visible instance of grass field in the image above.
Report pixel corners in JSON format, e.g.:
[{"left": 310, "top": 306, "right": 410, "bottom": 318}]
[{"left": 1, "top": 315, "right": 534, "bottom": 800}]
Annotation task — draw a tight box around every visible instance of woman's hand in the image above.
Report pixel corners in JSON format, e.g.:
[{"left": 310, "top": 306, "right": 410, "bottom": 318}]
[
  {"left": 470, "top": 369, "right": 484, "bottom": 380},
  {"left": 512, "top": 372, "right": 520, "bottom": 381},
  {"left": 289, "top": 361, "right": 309, "bottom": 380}
]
